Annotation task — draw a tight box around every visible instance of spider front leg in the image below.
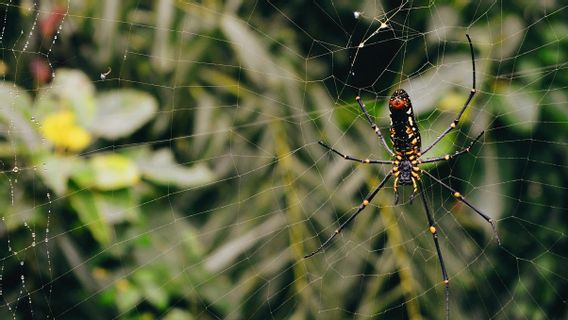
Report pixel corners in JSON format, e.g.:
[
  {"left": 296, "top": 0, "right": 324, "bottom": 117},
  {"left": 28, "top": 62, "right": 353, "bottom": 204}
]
[
  {"left": 304, "top": 173, "right": 392, "bottom": 258},
  {"left": 318, "top": 141, "right": 392, "bottom": 165},
  {"left": 422, "top": 34, "right": 477, "bottom": 156},
  {"left": 421, "top": 131, "right": 484, "bottom": 164},
  {"left": 356, "top": 96, "right": 394, "bottom": 156}
]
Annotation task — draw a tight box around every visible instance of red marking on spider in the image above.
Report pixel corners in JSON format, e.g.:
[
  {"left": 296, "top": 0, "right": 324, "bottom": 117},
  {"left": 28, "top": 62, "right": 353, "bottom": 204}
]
[{"left": 389, "top": 98, "right": 408, "bottom": 110}]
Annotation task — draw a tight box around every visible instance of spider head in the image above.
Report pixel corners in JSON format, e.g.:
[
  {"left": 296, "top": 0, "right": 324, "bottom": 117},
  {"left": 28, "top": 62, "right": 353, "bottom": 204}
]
[{"left": 389, "top": 89, "right": 411, "bottom": 111}]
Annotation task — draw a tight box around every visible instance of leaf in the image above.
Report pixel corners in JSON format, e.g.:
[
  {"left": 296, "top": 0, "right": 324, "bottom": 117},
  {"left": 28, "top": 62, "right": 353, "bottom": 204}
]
[
  {"left": 69, "top": 190, "right": 112, "bottom": 246},
  {"left": 134, "top": 148, "right": 215, "bottom": 188},
  {"left": 92, "top": 90, "right": 158, "bottom": 139},
  {"left": 0, "top": 82, "right": 42, "bottom": 150},
  {"left": 546, "top": 90, "right": 568, "bottom": 132},
  {"left": 426, "top": 6, "right": 459, "bottom": 41},
  {"left": 474, "top": 143, "right": 504, "bottom": 220},
  {"left": 94, "top": 189, "right": 139, "bottom": 224},
  {"left": 404, "top": 54, "right": 474, "bottom": 116},
  {"left": 163, "top": 309, "right": 194, "bottom": 320},
  {"left": 134, "top": 269, "right": 169, "bottom": 310},
  {"left": 221, "top": 15, "right": 279, "bottom": 88},
  {"left": 37, "top": 154, "right": 82, "bottom": 195},
  {"left": 90, "top": 153, "right": 141, "bottom": 190},
  {"left": 151, "top": 0, "right": 175, "bottom": 73},
  {"left": 499, "top": 86, "right": 539, "bottom": 133},
  {"left": 35, "top": 69, "right": 96, "bottom": 127},
  {"left": 71, "top": 160, "right": 96, "bottom": 189},
  {"left": 492, "top": 15, "right": 524, "bottom": 61},
  {"left": 113, "top": 279, "right": 142, "bottom": 313}
]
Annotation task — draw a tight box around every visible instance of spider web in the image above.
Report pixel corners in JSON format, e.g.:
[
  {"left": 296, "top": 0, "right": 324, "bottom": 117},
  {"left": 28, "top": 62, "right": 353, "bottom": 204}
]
[{"left": 1, "top": 1, "right": 567, "bottom": 319}]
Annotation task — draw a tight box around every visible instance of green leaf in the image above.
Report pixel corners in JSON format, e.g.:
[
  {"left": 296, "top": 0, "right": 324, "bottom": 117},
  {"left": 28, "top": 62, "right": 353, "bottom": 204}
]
[
  {"left": 69, "top": 190, "right": 112, "bottom": 246},
  {"left": 406, "top": 53, "right": 473, "bottom": 116},
  {"left": 474, "top": 144, "right": 504, "bottom": 220},
  {"left": 114, "top": 280, "right": 142, "bottom": 313},
  {"left": 94, "top": 189, "right": 139, "bottom": 224},
  {"left": 92, "top": 90, "right": 158, "bottom": 139},
  {"left": 90, "top": 153, "right": 141, "bottom": 190},
  {"left": 221, "top": 15, "right": 279, "bottom": 87},
  {"left": 0, "top": 82, "right": 42, "bottom": 150},
  {"left": 545, "top": 91, "right": 568, "bottom": 132},
  {"left": 491, "top": 15, "right": 524, "bottom": 60},
  {"left": 163, "top": 309, "right": 194, "bottom": 320},
  {"left": 35, "top": 69, "right": 96, "bottom": 127},
  {"left": 151, "top": 0, "right": 175, "bottom": 73},
  {"left": 37, "top": 154, "right": 82, "bottom": 195},
  {"left": 134, "top": 148, "right": 215, "bottom": 188},
  {"left": 134, "top": 269, "right": 169, "bottom": 310},
  {"left": 71, "top": 160, "right": 96, "bottom": 188},
  {"left": 499, "top": 86, "right": 539, "bottom": 133}
]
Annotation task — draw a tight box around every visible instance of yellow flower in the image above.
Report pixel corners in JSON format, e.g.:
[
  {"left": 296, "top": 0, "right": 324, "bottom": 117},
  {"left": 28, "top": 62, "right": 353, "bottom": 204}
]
[
  {"left": 115, "top": 278, "right": 130, "bottom": 292},
  {"left": 40, "top": 110, "right": 92, "bottom": 152}
]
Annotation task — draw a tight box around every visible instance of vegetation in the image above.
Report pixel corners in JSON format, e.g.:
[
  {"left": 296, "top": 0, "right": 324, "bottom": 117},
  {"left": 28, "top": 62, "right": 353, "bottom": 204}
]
[{"left": 0, "top": 1, "right": 566, "bottom": 319}]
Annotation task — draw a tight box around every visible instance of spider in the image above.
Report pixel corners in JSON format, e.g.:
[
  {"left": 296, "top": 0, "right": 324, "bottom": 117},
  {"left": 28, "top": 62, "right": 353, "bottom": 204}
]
[{"left": 304, "top": 35, "right": 501, "bottom": 319}]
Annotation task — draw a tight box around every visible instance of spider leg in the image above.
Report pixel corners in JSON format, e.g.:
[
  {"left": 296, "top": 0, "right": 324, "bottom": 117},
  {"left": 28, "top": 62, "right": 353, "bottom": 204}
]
[
  {"left": 417, "top": 180, "right": 450, "bottom": 320},
  {"left": 420, "top": 131, "right": 484, "bottom": 164},
  {"left": 304, "top": 172, "right": 392, "bottom": 258},
  {"left": 318, "top": 141, "right": 392, "bottom": 164},
  {"left": 356, "top": 96, "right": 395, "bottom": 156},
  {"left": 421, "top": 34, "right": 477, "bottom": 156},
  {"left": 393, "top": 173, "right": 401, "bottom": 204},
  {"left": 421, "top": 170, "right": 501, "bottom": 245},
  {"left": 408, "top": 191, "right": 417, "bottom": 204}
]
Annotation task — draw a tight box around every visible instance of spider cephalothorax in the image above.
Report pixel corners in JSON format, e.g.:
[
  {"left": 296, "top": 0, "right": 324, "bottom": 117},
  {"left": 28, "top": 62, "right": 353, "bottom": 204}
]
[{"left": 305, "top": 35, "right": 501, "bottom": 320}]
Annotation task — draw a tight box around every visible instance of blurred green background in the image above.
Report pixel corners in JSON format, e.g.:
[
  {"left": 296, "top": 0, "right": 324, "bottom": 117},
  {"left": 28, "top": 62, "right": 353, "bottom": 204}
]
[{"left": 1, "top": 1, "right": 567, "bottom": 319}]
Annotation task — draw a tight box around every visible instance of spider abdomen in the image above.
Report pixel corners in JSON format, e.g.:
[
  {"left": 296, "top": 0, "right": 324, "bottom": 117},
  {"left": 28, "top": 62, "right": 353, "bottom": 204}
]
[{"left": 388, "top": 89, "right": 422, "bottom": 154}]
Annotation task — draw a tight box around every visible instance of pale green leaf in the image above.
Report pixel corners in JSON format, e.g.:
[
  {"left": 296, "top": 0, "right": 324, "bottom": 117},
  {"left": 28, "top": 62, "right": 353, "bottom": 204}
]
[
  {"left": 221, "top": 15, "right": 279, "bottom": 87},
  {"left": 0, "top": 82, "right": 42, "bottom": 150},
  {"left": 500, "top": 86, "right": 539, "bottom": 133},
  {"left": 115, "top": 282, "right": 142, "bottom": 313},
  {"left": 69, "top": 190, "right": 112, "bottom": 246},
  {"left": 37, "top": 155, "right": 82, "bottom": 195},
  {"left": 35, "top": 69, "right": 96, "bottom": 127},
  {"left": 134, "top": 269, "right": 169, "bottom": 310},
  {"left": 92, "top": 90, "right": 158, "bottom": 139},
  {"left": 164, "top": 309, "right": 194, "bottom": 320},
  {"left": 90, "top": 153, "right": 141, "bottom": 190},
  {"left": 94, "top": 189, "right": 139, "bottom": 224},
  {"left": 135, "top": 148, "right": 215, "bottom": 188}
]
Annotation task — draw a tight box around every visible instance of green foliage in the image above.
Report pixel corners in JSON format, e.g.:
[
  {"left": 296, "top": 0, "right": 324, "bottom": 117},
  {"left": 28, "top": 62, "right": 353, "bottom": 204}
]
[
  {"left": 92, "top": 90, "right": 157, "bottom": 139},
  {"left": 0, "top": 65, "right": 217, "bottom": 317},
  {"left": 0, "top": 1, "right": 566, "bottom": 320}
]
